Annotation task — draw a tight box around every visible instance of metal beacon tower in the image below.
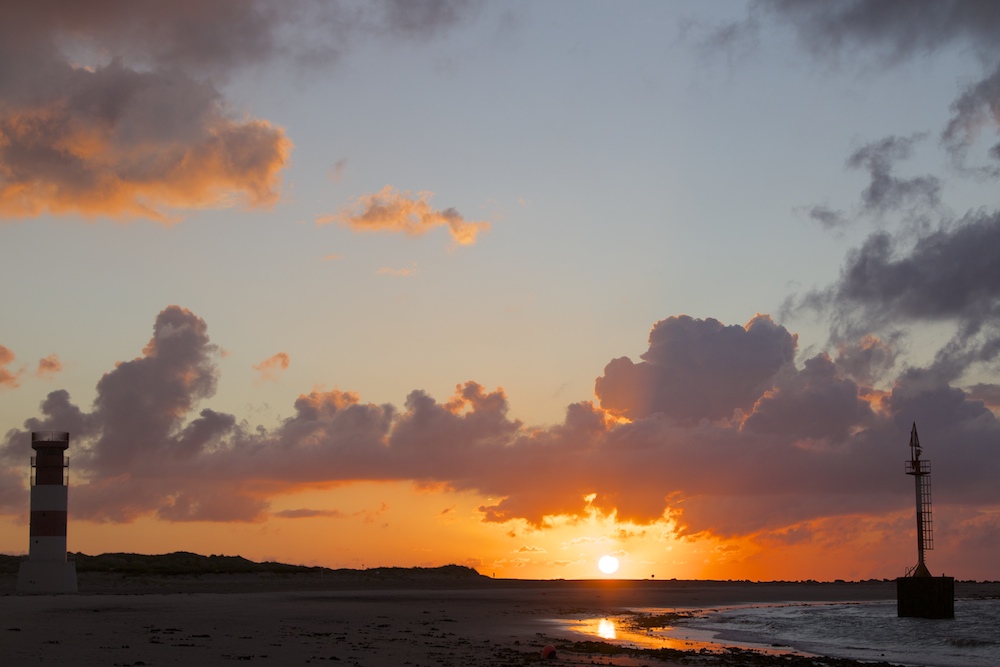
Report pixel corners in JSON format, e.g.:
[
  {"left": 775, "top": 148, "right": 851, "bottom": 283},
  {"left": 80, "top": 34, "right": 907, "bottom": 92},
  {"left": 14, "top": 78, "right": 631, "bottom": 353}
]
[
  {"left": 896, "top": 423, "right": 953, "bottom": 618},
  {"left": 16, "top": 431, "right": 78, "bottom": 593}
]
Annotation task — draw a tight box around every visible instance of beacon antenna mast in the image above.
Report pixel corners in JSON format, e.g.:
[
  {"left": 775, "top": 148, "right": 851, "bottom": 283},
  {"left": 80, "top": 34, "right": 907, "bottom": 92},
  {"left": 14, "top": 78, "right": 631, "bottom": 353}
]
[{"left": 904, "top": 422, "right": 934, "bottom": 577}]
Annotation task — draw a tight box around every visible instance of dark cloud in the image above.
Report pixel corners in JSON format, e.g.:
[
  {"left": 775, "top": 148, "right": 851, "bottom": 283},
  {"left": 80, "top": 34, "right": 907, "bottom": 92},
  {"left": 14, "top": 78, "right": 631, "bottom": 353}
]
[
  {"left": 803, "top": 210, "right": 1000, "bottom": 381},
  {"left": 742, "top": 353, "right": 877, "bottom": 441},
  {"left": 943, "top": 63, "right": 1000, "bottom": 176},
  {"left": 1, "top": 1, "right": 482, "bottom": 79},
  {"left": 845, "top": 135, "right": 941, "bottom": 217},
  {"left": 832, "top": 334, "right": 899, "bottom": 386},
  {"left": 756, "top": 0, "right": 1000, "bottom": 63},
  {"left": 965, "top": 383, "right": 1000, "bottom": 409},
  {"left": 807, "top": 204, "right": 850, "bottom": 231},
  {"left": 753, "top": 1, "right": 1000, "bottom": 175},
  {"left": 595, "top": 315, "right": 797, "bottom": 423},
  {"left": 754, "top": 2, "right": 1000, "bottom": 401},
  {"left": 2, "top": 307, "right": 998, "bottom": 559},
  {"left": 380, "top": 0, "right": 482, "bottom": 38},
  {"left": 0, "top": 465, "right": 25, "bottom": 511},
  {"left": 85, "top": 306, "right": 224, "bottom": 474},
  {"left": 801, "top": 135, "right": 941, "bottom": 232}
]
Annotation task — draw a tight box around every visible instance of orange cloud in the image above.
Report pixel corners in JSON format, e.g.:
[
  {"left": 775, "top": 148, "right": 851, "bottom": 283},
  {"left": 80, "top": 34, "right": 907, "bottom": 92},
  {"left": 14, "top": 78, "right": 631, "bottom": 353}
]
[
  {"left": 320, "top": 185, "right": 489, "bottom": 246},
  {"left": 0, "top": 345, "right": 22, "bottom": 388},
  {"left": 377, "top": 264, "right": 418, "bottom": 277},
  {"left": 0, "top": 99, "right": 291, "bottom": 222},
  {"left": 36, "top": 354, "right": 62, "bottom": 378},
  {"left": 0, "top": 2, "right": 486, "bottom": 224},
  {"left": 253, "top": 352, "right": 290, "bottom": 382}
]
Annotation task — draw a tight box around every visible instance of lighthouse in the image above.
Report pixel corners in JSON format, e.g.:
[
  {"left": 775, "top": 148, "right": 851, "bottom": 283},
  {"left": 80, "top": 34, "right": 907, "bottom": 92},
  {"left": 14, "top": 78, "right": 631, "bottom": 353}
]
[{"left": 16, "top": 431, "right": 78, "bottom": 593}]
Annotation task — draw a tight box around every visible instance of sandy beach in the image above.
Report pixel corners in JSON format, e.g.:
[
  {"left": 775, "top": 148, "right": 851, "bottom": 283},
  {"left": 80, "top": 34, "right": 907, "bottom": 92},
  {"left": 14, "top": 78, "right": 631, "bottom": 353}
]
[{"left": 2, "top": 572, "right": 998, "bottom": 666}]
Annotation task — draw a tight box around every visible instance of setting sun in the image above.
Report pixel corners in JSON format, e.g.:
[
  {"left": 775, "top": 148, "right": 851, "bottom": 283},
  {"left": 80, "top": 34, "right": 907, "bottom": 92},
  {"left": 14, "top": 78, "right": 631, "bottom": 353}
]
[{"left": 598, "top": 555, "right": 619, "bottom": 575}]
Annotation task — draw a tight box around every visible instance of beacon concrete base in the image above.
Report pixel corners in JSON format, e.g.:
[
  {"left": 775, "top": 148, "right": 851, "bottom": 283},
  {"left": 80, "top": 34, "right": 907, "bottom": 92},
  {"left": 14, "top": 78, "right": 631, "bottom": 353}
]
[
  {"left": 17, "top": 560, "right": 78, "bottom": 594},
  {"left": 896, "top": 575, "right": 954, "bottom": 618}
]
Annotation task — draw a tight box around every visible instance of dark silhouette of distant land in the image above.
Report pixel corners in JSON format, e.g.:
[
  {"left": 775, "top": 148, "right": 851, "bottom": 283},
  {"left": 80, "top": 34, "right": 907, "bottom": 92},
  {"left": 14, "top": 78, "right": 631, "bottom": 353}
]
[
  {"left": 3, "top": 551, "right": 997, "bottom": 598},
  {"left": 0, "top": 551, "right": 488, "bottom": 593},
  {"left": 2, "top": 551, "right": 482, "bottom": 576}
]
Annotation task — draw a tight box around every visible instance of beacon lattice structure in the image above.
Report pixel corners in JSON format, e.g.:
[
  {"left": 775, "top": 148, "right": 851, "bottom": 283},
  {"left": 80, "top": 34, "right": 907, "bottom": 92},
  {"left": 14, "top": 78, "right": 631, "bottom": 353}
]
[
  {"left": 896, "top": 423, "right": 953, "bottom": 618},
  {"left": 16, "top": 431, "right": 78, "bottom": 593}
]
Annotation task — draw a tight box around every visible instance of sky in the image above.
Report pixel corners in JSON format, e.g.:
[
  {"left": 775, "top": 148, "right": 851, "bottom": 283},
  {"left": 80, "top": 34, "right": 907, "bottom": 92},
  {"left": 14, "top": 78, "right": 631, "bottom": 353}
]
[{"left": 2, "top": 0, "right": 1000, "bottom": 581}]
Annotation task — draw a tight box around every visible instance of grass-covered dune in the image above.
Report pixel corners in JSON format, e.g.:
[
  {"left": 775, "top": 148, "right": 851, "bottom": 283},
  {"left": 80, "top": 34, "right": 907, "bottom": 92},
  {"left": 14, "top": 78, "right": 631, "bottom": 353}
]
[{"left": 0, "top": 551, "right": 488, "bottom": 593}]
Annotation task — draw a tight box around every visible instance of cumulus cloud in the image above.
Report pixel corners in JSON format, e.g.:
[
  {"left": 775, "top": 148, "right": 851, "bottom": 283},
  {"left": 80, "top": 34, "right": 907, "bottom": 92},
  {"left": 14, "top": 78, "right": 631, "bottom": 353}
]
[
  {"left": 0, "top": 1, "right": 482, "bottom": 222},
  {"left": 0, "top": 14, "right": 290, "bottom": 221},
  {"left": 320, "top": 185, "right": 490, "bottom": 246},
  {"left": 595, "top": 315, "right": 797, "bottom": 423},
  {"left": 742, "top": 353, "right": 877, "bottom": 441},
  {"left": 2, "top": 304, "right": 996, "bottom": 561},
  {"left": 253, "top": 352, "right": 290, "bottom": 383}
]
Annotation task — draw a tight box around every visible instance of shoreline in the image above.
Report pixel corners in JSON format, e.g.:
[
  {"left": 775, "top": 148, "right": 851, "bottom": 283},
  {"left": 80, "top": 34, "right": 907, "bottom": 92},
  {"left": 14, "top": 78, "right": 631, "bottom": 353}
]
[{"left": 2, "top": 576, "right": 998, "bottom": 666}]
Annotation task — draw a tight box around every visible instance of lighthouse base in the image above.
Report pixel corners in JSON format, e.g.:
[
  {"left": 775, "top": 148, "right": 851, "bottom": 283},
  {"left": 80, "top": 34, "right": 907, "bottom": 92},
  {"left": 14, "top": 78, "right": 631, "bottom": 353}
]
[
  {"left": 17, "top": 560, "right": 78, "bottom": 594},
  {"left": 896, "top": 575, "right": 954, "bottom": 618}
]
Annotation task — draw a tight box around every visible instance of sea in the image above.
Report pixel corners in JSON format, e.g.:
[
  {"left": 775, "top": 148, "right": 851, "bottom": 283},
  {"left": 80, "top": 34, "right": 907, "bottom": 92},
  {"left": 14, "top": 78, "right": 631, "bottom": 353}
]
[{"left": 566, "top": 598, "right": 1000, "bottom": 666}]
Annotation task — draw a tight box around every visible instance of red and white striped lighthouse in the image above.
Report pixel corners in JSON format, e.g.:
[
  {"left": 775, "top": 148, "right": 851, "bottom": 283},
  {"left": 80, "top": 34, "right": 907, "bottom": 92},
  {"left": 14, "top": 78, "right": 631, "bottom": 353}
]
[{"left": 16, "top": 431, "right": 78, "bottom": 593}]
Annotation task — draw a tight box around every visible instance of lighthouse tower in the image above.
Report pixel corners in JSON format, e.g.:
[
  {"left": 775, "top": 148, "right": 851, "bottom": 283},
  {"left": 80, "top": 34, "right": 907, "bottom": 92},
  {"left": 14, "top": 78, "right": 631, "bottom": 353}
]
[{"left": 16, "top": 431, "right": 78, "bottom": 593}]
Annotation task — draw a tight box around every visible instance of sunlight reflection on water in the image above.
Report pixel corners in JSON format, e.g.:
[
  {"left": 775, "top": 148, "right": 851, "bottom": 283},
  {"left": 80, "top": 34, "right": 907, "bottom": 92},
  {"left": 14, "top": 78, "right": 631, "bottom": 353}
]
[{"left": 561, "top": 614, "right": 720, "bottom": 652}]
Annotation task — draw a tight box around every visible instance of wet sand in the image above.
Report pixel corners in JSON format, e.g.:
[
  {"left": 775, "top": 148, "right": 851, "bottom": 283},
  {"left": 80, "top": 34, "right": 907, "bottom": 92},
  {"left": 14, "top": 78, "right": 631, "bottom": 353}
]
[{"left": 2, "top": 574, "right": 997, "bottom": 666}]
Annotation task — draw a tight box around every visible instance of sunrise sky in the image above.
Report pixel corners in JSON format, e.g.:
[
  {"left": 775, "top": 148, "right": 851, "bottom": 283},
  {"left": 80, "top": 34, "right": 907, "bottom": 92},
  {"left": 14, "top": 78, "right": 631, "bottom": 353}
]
[{"left": 2, "top": 1, "right": 1000, "bottom": 581}]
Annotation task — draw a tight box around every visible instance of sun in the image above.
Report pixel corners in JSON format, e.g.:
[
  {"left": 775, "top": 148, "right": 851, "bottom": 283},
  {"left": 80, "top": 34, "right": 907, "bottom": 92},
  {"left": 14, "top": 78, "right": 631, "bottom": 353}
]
[{"left": 597, "top": 555, "right": 619, "bottom": 575}]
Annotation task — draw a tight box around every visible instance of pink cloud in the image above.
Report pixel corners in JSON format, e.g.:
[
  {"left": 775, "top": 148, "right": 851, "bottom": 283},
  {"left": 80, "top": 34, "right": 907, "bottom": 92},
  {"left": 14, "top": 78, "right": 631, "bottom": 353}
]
[
  {"left": 253, "top": 352, "right": 290, "bottom": 383},
  {"left": 35, "top": 354, "right": 62, "bottom": 378},
  {"left": 0, "top": 345, "right": 22, "bottom": 388}
]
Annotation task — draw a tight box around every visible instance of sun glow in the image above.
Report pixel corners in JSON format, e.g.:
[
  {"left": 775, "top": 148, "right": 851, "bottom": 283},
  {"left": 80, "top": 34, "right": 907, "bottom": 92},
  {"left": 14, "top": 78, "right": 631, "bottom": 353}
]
[{"left": 597, "top": 555, "right": 619, "bottom": 575}]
